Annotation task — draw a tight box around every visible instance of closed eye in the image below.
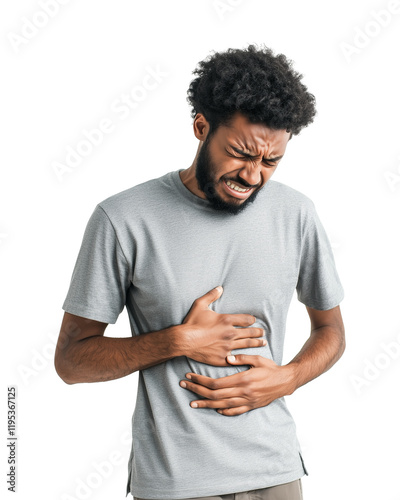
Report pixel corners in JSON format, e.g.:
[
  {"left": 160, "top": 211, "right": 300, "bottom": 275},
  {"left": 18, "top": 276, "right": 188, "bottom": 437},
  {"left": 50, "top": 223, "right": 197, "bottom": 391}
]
[
  {"left": 228, "top": 146, "right": 282, "bottom": 167},
  {"left": 262, "top": 160, "right": 278, "bottom": 167}
]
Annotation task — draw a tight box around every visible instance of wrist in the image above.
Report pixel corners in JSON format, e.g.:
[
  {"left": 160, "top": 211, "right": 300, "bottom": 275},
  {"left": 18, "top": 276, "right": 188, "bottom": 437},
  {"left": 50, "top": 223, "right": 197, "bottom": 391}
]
[{"left": 169, "top": 323, "right": 192, "bottom": 358}]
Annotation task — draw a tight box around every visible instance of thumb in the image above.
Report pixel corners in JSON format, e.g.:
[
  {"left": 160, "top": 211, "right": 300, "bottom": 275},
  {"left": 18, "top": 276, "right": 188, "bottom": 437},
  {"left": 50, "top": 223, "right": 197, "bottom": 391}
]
[{"left": 206, "top": 285, "right": 223, "bottom": 307}]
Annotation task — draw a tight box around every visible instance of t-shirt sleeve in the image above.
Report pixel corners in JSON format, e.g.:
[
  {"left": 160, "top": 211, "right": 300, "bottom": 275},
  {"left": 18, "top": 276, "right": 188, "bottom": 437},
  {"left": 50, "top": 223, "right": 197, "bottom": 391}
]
[
  {"left": 61, "top": 204, "right": 132, "bottom": 324},
  {"left": 296, "top": 201, "right": 344, "bottom": 310}
]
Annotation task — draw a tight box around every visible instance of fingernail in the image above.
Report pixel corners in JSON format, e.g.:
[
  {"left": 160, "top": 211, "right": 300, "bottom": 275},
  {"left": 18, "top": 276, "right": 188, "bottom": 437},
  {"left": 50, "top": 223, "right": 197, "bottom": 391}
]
[
  {"left": 186, "top": 373, "right": 192, "bottom": 380},
  {"left": 263, "top": 339, "right": 267, "bottom": 345},
  {"left": 191, "top": 402, "right": 198, "bottom": 408},
  {"left": 180, "top": 381, "right": 187, "bottom": 388},
  {"left": 227, "top": 355, "right": 235, "bottom": 362},
  {"left": 215, "top": 286, "right": 223, "bottom": 293}
]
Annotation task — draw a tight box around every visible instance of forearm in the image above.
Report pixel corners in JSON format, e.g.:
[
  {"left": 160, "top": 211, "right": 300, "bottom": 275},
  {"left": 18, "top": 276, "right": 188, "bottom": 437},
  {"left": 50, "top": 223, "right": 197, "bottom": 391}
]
[
  {"left": 285, "top": 325, "right": 346, "bottom": 393},
  {"left": 57, "top": 326, "right": 186, "bottom": 384}
]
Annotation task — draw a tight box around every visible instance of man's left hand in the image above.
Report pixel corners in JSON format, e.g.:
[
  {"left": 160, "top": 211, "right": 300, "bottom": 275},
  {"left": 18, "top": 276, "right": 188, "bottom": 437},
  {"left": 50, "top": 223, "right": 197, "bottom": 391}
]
[{"left": 179, "top": 355, "right": 296, "bottom": 416}]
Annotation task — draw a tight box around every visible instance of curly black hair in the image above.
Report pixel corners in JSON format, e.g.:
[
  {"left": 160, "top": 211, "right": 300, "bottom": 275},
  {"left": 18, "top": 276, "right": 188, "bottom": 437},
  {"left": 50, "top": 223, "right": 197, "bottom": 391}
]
[{"left": 186, "top": 44, "right": 316, "bottom": 137}]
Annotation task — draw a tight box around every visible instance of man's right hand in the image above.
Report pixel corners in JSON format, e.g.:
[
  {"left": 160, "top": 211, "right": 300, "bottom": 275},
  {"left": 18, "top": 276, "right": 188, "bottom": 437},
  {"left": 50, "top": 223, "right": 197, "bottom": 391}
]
[
  {"left": 55, "top": 286, "right": 266, "bottom": 384},
  {"left": 181, "top": 286, "right": 266, "bottom": 366}
]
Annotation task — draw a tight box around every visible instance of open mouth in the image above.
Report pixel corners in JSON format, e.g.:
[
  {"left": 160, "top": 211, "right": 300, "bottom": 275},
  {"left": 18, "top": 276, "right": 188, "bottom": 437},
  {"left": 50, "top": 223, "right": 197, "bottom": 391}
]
[{"left": 222, "top": 179, "right": 253, "bottom": 199}]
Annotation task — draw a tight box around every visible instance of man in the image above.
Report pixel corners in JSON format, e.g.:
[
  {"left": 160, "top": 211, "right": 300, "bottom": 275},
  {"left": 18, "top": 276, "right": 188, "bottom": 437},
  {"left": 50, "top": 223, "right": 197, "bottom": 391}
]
[{"left": 55, "top": 44, "right": 345, "bottom": 500}]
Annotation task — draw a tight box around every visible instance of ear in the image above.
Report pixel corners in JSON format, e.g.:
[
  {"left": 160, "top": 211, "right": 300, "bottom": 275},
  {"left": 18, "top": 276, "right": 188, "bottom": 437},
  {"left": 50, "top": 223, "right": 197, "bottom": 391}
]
[{"left": 193, "top": 113, "right": 210, "bottom": 142}]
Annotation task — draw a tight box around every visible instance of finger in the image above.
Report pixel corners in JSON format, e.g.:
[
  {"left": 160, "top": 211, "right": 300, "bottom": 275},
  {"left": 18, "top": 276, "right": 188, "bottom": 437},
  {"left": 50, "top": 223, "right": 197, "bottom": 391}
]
[
  {"left": 217, "top": 406, "right": 251, "bottom": 416},
  {"left": 184, "top": 371, "right": 249, "bottom": 390},
  {"left": 233, "top": 326, "right": 265, "bottom": 339},
  {"left": 199, "top": 285, "right": 223, "bottom": 308},
  {"left": 234, "top": 337, "right": 267, "bottom": 350},
  {"left": 180, "top": 379, "right": 238, "bottom": 400},
  {"left": 190, "top": 397, "right": 245, "bottom": 409},
  {"left": 190, "top": 286, "right": 223, "bottom": 311},
  {"left": 225, "top": 313, "right": 257, "bottom": 327},
  {"left": 226, "top": 354, "right": 267, "bottom": 367}
]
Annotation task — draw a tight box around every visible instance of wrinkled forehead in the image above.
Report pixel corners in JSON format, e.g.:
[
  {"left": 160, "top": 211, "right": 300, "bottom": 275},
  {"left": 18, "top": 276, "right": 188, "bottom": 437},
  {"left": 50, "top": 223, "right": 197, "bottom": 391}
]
[{"left": 219, "top": 113, "right": 291, "bottom": 154}]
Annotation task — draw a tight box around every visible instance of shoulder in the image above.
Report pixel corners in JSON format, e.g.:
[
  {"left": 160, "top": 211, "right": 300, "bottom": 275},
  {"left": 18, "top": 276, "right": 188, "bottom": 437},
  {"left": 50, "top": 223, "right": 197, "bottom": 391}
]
[
  {"left": 259, "top": 180, "right": 318, "bottom": 238},
  {"left": 95, "top": 171, "right": 174, "bottom": 220},
  {"left": 265, "top": 179, "right": 316, "bottom": 213}
]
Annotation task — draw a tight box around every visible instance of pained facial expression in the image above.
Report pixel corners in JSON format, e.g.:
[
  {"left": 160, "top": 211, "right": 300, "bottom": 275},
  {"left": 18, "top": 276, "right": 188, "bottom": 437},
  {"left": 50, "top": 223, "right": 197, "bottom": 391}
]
[{"left": 195, "top": 113, "right": 291, "bottom": 215}]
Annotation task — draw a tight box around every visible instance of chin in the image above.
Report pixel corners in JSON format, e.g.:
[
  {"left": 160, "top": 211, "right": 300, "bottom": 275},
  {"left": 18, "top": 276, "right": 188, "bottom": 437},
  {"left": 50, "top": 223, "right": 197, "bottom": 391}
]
[{"left": 205, "top": 187, "right": 260, "bottom": 215}]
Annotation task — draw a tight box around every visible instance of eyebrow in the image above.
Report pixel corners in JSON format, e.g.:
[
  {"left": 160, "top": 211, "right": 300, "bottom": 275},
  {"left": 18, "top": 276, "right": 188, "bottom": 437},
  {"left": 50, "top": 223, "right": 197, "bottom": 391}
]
[{"left": 230, "top": 146, "right": 283, "bottom": 163}]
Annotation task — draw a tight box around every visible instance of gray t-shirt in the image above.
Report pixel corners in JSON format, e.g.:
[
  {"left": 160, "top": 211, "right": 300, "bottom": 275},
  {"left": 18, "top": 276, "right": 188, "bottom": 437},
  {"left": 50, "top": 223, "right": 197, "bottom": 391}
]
[{"left": 62, "top": 169, "right": 344, "bottom": 499}]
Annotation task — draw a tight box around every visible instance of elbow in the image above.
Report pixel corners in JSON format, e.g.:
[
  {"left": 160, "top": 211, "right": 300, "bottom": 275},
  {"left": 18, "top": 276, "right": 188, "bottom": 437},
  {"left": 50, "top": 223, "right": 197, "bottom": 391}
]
[
  {"left": 338, "top": 327, "right": 346, "bottom": 359},
  {"left": 54, "top": 353, "right": 76, "bottom": 385}
]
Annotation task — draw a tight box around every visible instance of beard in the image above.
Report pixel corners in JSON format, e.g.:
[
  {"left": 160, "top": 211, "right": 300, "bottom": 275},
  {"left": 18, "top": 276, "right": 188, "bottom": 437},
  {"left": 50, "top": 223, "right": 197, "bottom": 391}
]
[{"left": 195, "top": 136, "right": 263, "bottom": 215}]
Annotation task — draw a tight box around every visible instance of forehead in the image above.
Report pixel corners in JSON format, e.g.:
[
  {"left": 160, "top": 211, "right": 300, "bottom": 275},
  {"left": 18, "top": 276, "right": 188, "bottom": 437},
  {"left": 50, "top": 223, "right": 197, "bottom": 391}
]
[{"left": 217, "top": 113, "right": 290, "bottom": 152}]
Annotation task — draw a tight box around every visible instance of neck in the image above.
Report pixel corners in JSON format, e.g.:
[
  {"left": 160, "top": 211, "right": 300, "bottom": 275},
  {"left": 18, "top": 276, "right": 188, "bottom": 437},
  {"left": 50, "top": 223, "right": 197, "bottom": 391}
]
[{"left": 179, "top": 144, "right": 207, "bottom": 199}]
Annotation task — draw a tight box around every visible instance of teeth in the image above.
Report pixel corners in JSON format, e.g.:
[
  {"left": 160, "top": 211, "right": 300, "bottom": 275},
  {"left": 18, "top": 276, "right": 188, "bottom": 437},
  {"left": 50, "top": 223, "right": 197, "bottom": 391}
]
[{"left": 226, "top": 180, "right": 250, "bottom": 193}]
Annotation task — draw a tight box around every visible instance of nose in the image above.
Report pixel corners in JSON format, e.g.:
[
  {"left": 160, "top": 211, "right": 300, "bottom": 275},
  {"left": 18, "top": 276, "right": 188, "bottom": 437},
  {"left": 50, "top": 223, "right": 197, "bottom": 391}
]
[{"left": 237, "top": 161, "right": 262, "bottom": 187}]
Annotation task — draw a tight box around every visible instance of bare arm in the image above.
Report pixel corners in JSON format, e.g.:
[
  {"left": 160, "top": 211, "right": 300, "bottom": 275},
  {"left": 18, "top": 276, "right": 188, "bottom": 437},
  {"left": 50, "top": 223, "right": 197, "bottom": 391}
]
[
  {"left": 54, "top": 286, "right": 265, "bottom": 384},
  {"left": 285, "top": 304, "right": 346, "bottom": 392},
  {"left": 54, "top": 312, "right": 185, "bottom": 384}
]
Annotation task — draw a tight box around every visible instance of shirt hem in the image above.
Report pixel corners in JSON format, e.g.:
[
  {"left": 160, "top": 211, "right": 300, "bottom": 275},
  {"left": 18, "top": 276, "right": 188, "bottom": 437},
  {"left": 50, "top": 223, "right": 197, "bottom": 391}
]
[
  {"left": 61, "top": 302, "right": 119, "bottom": 324},
  {"left": 298, "top": 290, "right": 344, "bottom": 311},
  {"left": 128, "top": 468, "right": 306, "bottom": 499}
]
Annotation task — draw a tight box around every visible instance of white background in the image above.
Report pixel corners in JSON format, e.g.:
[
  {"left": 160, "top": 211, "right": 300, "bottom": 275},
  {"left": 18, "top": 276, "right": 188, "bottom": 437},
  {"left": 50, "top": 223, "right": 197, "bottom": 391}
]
[{"left": 1, "top": 1, "right": 400, "bottom": 499}]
